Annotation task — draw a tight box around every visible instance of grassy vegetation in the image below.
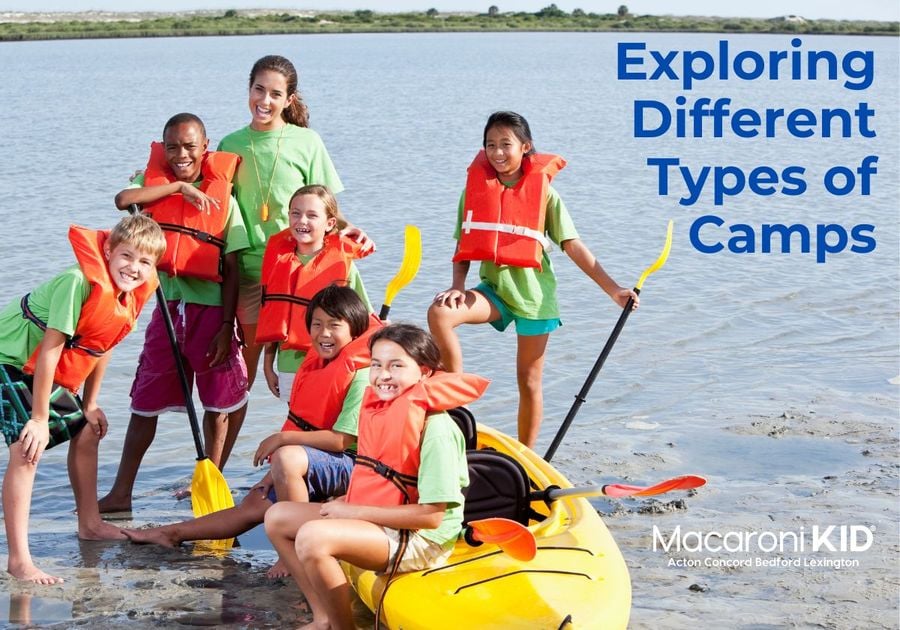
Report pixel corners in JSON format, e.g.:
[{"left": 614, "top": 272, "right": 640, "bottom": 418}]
[{"left": 0, "top": 8, "right": 896, "bottom": 41}]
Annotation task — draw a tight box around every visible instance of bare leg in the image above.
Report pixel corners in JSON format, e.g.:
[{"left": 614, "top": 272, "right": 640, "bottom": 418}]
[
  {"left": 515, "top": 333, "right": 550, "bottom": 449},
  {"left": 427, "top": 289, "right": 499, "bottom": 372},
  {"left": 202, "top": 410, "right": 227, "bottom": 470},
  {"left": 217, "top": 402, "right": 247, "bottom": 472},
  {"left": 3, "top": 443, "right": 63, "bottom": 584},
  {"left": 125, "top": 485, "right": 272, "bottom": 546},
  {"left": 240, "top": 322, "right": 263, "bottom": 389},
  {"left": 98, "top": 413, "right": 157, "bottom": 513},
  {"left": 270, "top": 445, "right": 310, "bottom": 503},
  {"left": 294, "top": 518, "right": 392, "bottom": 630},
  {"left": 68, "top": 426, "right": 125, "bottom": 541}
]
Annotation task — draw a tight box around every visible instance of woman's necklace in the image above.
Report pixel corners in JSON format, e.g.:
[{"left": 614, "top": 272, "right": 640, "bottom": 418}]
[{"left": 247, "top": 125, "right": 286, "bottom": 222}]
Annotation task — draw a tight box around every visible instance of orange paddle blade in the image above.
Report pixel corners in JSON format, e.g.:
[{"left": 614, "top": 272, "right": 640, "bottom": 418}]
[
  {"left": 602, "top": 475, "right": 706, "bottom": 498},
  {"left": 466, "top": 518, "right": 536, "bottom": 561}
]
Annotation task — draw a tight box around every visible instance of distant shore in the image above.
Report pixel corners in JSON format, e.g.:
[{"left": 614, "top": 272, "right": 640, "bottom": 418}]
[{"left": 0, "top": 8, "right": 897, "bottom": 42}]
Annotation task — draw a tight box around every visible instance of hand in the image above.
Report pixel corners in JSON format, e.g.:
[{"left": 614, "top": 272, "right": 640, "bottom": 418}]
[
  {"left": 253, "top": 433, "right": 282, "bottom": 467},
  {"left": 206, "top": 324, "right": 232, "bottom": 368},
  {"left": 180, "top": 183, "right": 221, "bottom": 214},
  {"left": 320, "top": 498, "right": 356, "bottom": 519},
  {"left": 433, "top": 288, "right": 466, "bottom": 308},
  {"left": 250, "top": 477, "right": 273, "bottom": 496},
  {"left": 612, "top": 287, "right": 640, "bottom": 310},
  {"left": 128, "top": 169, "right": 145, "bottom": 184},
  {"left": 340, "top": 225, "right": 376, "bottom": 255},
  {"left": 84, "top": 405, "right": 109, "bottom": 439},
  {"left": 263, "top": 362, "right": 280, "bottom": 399},
  {"left": 18, "top": 419, "right": 50, "bottom": 464}
]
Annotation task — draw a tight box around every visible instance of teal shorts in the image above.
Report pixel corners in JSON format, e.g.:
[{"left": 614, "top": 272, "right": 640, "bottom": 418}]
[{"left": 474, "top": 283, "right": 561, "bottom": 337}]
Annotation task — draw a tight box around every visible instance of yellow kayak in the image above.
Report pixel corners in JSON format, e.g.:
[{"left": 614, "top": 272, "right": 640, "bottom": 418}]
[{"left": 344, "top": 422, "right": 631, "bottom": 629}]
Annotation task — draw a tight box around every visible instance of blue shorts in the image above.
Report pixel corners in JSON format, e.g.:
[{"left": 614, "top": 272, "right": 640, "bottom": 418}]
[
  {"left": 266, "top": 446, "right": 354, "bottom": 503},
  {"left": 475, "top": 282, "right": 561, "bottom": 336}
]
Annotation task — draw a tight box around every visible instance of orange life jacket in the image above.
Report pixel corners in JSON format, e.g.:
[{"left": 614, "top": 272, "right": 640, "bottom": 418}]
[
  {"left": 453, "top": 151, "right": 566, "bottom": 270},
  {"left": 22, "top": 226, "right": 157, "bottom": 393},
  {"left": 142, "top": 142, "right": 239, "bottom": 283},
  {"left": 256, "top": 231, "right": 369, "bottom": 351},
  {"left": 282, "top": 313, "right": 384, "bottom": 433},
  {"left": 345, "top": 372, "right": 489, "bottom": 506}
]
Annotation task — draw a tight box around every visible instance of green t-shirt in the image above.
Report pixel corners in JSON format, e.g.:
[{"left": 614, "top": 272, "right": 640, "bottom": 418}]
[
  {"left": 217, "top": 124, "right": 344, "bottom": 282},
  {"left": 416, "top": 411, "right": 470, "bottom": 547},
  {"left": 330, "top": 367, "right": 369, "bottom": 453},
  {"left": 131, "top": 175, "right": 250, "bottom": 306},
  {"left": 454, "top": 184, "right": 579, "bottom": 320},
  {"left": 274, "top": 261, "right": 372, "bottom": 373},
  {"left": 0, "top": 267, "right": 91, "bottom": 368}
]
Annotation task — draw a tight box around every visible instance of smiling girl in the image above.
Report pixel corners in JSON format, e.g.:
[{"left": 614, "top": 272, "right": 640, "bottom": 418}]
[
  {"left": 218, "top": 55, "right": 372, "bottom": 390},
  {"left": 428, "top": 111, "right": 639, "bottom": 449},
  {"left": 256, "top": 185, "right": 372, "bottom": 399},
  {"left": 264, "top": 324, "right": 488, "bottom": 630}
]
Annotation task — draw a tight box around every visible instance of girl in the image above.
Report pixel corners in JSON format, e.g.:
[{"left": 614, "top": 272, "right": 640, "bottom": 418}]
[
  {"left": 264, "top": 324, "right": 488, "bottom": 630},
  {"left": 428, "top": 111, "right": 638, "bottom": 449},
  {"left": 125, "top": 286, "right": 379, "bottom": 579},
  {"left": 218, "top": 54, "right": 372, "bottom": 389},
  {"left": 256, "top": 184, "right": 372, "bottom": 400}
]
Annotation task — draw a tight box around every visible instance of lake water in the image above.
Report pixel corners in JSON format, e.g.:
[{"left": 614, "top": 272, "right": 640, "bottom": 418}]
[{"left": 0, "top": 32, "right": 897, "bottom": 628}]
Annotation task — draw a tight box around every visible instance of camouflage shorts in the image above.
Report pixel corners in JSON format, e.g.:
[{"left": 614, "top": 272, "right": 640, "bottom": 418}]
[{"left": 0, "top": 364, "right": 87, "bottom": 450}]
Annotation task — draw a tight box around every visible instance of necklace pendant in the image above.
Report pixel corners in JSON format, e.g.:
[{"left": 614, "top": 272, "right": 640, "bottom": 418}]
[{"left": 261, "top": 203, "right": 269, "bottom": 222}]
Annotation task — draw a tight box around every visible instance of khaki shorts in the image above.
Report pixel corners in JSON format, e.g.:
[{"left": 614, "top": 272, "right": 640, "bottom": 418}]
[
  {"left": 236, "top": 277, "right": 263, "bottom": 326},
  {"left": 383, "top": 528, "right": 454, "bottom": 574}
]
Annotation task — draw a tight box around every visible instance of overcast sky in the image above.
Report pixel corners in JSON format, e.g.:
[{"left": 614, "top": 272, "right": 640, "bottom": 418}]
[{"left": 1, "top": 1, "right": 897, "bottom": 21}]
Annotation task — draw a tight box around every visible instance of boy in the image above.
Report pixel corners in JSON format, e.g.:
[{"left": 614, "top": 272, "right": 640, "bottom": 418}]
[
  {"left": 0, "top": 214, "right": 166, "bottom": 584},
  {"left": 99, "top": 113, "right": 250, "bottom": 513}
]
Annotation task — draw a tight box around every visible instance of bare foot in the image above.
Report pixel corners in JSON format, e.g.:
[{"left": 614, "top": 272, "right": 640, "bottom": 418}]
[
  {"left": 174, "top": 486, "right": 192, "bottom": 500},
  {"left": 7, "top": 562, "right": 64, "bottom": 585},
  {"left": 266, "top": 558, "right": 291, "bottom": 579},
  {"left": 299, "top": 621, "right": 330, "bottom": 630},
  {"left": 123, "top": 527, "right": 180, "bottom": 548},
  {"left": 78, "top": 519, "right": 127, "bottom": 541},
  {"left": 97, "top": 492, "right": 132, "bottom": 514}
]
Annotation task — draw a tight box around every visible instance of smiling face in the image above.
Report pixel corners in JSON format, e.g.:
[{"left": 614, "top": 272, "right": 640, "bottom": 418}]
[
  {"left": 308, "top": 306, "right": 354, "bottom": 362},
  {"left": 163, "top": 121, "right": 208, "bottom": 183},
  {"left": 484, "top": 124, "right": 532, "bottom": 183},
  {"left": 369, "top": 339, "right": 431, "bottom": 402},
  {"left": 104, "top": 241, "right": 156, "bottom": 294},
  {"left": 248, "top": 69, "right": 294, "bottom": 131},
  {"left": 288, "top": 194, "right": 336, "bottom": 255}
]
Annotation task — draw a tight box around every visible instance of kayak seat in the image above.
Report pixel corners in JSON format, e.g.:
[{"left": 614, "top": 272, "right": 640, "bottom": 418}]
[
  {"left": 447, "top": 406, "right": 478, "bottom": 450},
  {"left": 463, "top": 449, "right": 541, "bottom": 527}
]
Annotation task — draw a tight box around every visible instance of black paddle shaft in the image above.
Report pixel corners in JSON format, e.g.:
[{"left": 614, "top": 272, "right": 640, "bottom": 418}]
[
  {"left": 154, "top": 287, "right": 207, "bottom": 461},
  {"left": 544, "top": 291, "right": 639, "bottom": 463},
  {"left": 130, "top": 204, "right": 206, "bottom": 461}
]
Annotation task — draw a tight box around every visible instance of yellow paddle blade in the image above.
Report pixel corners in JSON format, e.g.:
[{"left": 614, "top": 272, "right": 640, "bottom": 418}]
[
  {"left": 191, "top": 458, "right": 235, "bottom": 518},
  {"left": 635, "top": 219, "right": 674, "bottom": 291},
  {"left": 383, "top": 225, "right": 422, "bottom": 307}
]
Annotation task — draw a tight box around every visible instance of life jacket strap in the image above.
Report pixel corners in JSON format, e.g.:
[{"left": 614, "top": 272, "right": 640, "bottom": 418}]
[
  {"left": 286, "top": 411, "right": 318, "bottom": 432},
  {"left": 460, "top": 209, "right": 551, "bottom": 250},
  {"left": 155, "top": 222, "right": 227, "bottom": 250},
  {"left": 260, "top": 288, "right": 311, "bottom": 307},
  {"left": 354, "top": 454, "right": 417, "bottom": 502},
  {"left": 20, "top": 294, "right": 104, "bottom": 357}
]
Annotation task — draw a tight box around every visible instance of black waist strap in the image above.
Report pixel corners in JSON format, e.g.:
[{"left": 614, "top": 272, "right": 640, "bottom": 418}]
[
  {"left": 156, "top": 222, "right": 226, "bottom": 250},
  {"left": 20, "top": 294, "right": 104, "bottom": 357},
  {"left": 354, "top": 454, "right": 418, "bottom": 503},
  {"left": 260, "top": 287, "right": 311, "bottom": 307},
  {"left": 287, "top": 411, "right": 319, "bottom": 432}
]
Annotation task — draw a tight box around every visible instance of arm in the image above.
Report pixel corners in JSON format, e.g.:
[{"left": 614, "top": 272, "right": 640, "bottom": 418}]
[
  {"left": 433, "top": 259, "right": 471, "bottom": 308},
  {"left": 18, "top": 329, "right": 67, "bottom": 463},
  {"left": 253, "top": 428, "right": 352, "bottom": 466},
  {"left": 320, "top": 500, "right": 447, "bottom": 531},
  {"left": 115, "top": 181, "right": 221, "bottom": 214},
  {"left": 562, "top": 238, "right": 639, "bottom": 310},
  {"left": 206, "top": 251, "right": 239, "bottom": 367},
  {"left": 81, "top": 352, "right": 112, "bottom": 439},
  {"left": 262, "top": 343, "right": 280, "bottom": 398}
]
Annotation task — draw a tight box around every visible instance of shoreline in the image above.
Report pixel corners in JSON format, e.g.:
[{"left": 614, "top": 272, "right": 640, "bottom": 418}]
[{"left": 0, "top": 9, "right": 896, "bottom": 42}]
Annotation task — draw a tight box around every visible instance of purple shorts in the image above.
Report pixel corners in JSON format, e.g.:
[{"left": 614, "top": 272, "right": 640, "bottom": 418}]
[{"left": 130, "top": 301, "right": 249, "bottom": 415}]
